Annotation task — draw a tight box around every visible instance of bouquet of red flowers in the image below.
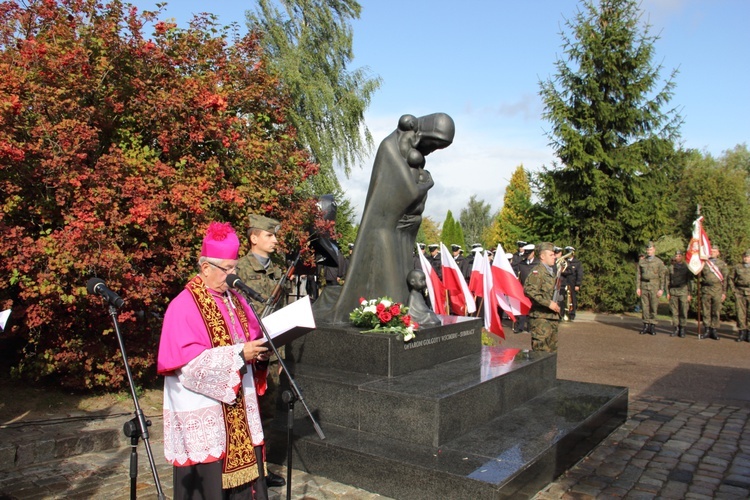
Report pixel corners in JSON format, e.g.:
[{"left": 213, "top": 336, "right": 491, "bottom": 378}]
[{"left": 350, "top": 297, "right": 417, "bottom": 341}]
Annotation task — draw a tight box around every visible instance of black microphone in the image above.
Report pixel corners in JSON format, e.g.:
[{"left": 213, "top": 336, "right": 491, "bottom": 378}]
[
  {"left": 226, "top": 274, "right": 266, "bottom": 303},
  {"left": 86, "top": 278, "right": 125, "bottom": 309}
]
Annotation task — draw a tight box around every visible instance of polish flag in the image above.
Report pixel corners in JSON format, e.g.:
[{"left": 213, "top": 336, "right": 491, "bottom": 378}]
[
  {"left": 491, "top": 244, "right": 531, "bottom": 321},
  {"left": 481, "top": 252, "right": 505, "bottom": 338},
  {"left": 416, "top": 243, "right": 446, "bottom": 314},
  {"left": 440, "top": 243, "right": 477, "bottom": 315},
  {"left": 468, "top": 250, "right": 486, "bottom": 298},
  {"left": 686, "top": 216, "right": 711, "bottom": 275}
]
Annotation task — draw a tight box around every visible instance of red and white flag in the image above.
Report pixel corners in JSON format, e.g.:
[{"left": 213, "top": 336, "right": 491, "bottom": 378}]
[
  {"left": 440, "top": 243, "right": 477, "bottom": 315},
  {"left": 491, "top": 243, "right": 531, "bottom": 321},
  {"left": 468, "top": 250, "right": 486, "bottom": 298},
  {"left": 416, "top": 243, "right": 446, "bottom": 314},
  {"left": 686, "top": 216, "right": 711, "bottom": 275},
  {"left": 481, "top": 252, "right": 505, "bottom": 338}
]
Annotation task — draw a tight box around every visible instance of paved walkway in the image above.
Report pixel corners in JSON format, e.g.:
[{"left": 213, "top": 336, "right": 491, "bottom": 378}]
[{"left": 1, "top": 311, "right": 749, "bottom": 499}]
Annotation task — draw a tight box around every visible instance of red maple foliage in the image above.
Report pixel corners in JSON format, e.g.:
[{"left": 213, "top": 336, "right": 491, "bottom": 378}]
[{"left": 0, "top": 0, "right": 324, "bottom": 389}]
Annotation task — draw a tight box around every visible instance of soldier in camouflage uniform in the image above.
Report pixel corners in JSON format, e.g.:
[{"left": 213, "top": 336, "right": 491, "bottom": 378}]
[
  {"left": 666, "top": 250, "right": 693, "bottom": 338},
  {"left": 636, "top": 242, "right": 666, "bottom": 335},
  {"left": 523, "top": 242, "right": 561, "bottom": 352},
  {"left": 699, "top": 245, "right": 729, "bottom": 340},
  {"left": 234, "top": 213, "right": 288, "bottom": 488},
  {"left": 236, "top": 214, "right": 286, "bottom": 316},
  {"left": 730, "top": 249, "right": 750, "bottom": 342}
]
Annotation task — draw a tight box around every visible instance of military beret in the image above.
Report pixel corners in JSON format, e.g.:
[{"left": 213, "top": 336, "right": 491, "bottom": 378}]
[
  {"left": 517, "top": 241, "right": 527, "bottom": 247},
  {"left": 564, "top": 246, "right": 575, "bottom": 253},
  {"left": 537, "top": 242, "right": 555, "bottom": 253},
  {"left": 247, "top": 214, "right": 280, "bottom": 234},
  {"left": 451, "top": 244, "right": 462, "bottom": 251},
  {"left": 522, "top": 244, "right": 535, "bottom": 251},
  {"left": 744, "top": 249, "right": 750, "bottom": 257}
]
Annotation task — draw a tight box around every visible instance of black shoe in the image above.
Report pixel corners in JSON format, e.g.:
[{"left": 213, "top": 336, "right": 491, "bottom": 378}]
[
  {"left": 649, "top": 324, "right": 656, "bottom": 336},
  {"left": 737, "top": 330, "right": 747, "bottom": 342},
  {"left": 670, "top": 327, "right": 677, "bottom": 337},
  {"left": 266, "top": 471, "right": 286, "bottom": 488},
  {"left": 678, "top": 326, "right": 685, "bottom": 338},
  {"left": 708, "top": 328, "right": 719, "bottom": 341},
  {"left": 639, "top": 324, "right": 649, "bottom": 335}
]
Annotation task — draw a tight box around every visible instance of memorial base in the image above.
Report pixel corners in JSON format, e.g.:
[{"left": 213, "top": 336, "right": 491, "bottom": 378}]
[{"left": 269, "top": 319, "right": 627, "bottom": 499}]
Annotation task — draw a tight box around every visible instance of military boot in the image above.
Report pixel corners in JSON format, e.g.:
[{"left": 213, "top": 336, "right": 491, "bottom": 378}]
[
  {"left": 671, "top": 327, "right": 678, "bottom": 337},
  {"left": 737, "top": 330, "right": 747, "bottom": 342},
  {"left": 649, "top": 323, "right": 656, "bottom": 336},
  {"left": 678, "top": 326, "right": 685, "bottom": 338},
  {"left": 639, "top": 323, "right": 649, "bottom": 335},
  {"left": 708, "top": 328, "right": 719, "bottom": 340}
]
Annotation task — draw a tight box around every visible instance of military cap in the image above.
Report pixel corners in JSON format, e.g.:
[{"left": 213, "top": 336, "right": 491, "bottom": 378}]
[
  {"left": 522, "top": 243, "right": 535, "bottom": 251},
  {"left": 536, "top": 242, "right": 555, "bottom": 253},
  {"left": 348, "top": 243, "right": 354, "bottom": 249},
  {"left": 504, "top": 252, "right": 513, "bottom": 260},
  {"left": 674, "top": 250, "right": 684, "bottom": 256},
  {"left": 428, "top": 243, "right": 439, "bottom": 250},
  {"left": 517, "top": 241, "right": 527, "bottom": 248},
  {"left": 564, "top": 246, "right": 575, "bottom": 253},
  {"left": 247, "top": 214, "right": 280, "bottom": 234},
  {"left": 743, "top": 249, "right": 750, "bottom": 257},
  {"left": 471, "top": 243, "right": 482, "bottom": 249},
  {"left": 418, "top": 243, "right": 426, "bottom": 250},
  {"left": 451, "top": 244, "right": 462, "bottom": 252},
  {"left": 471, "top": 245, "right": 484, "bottom": 253},
  {"left": 553, "top": 246, "right": 562, "bottom": 253}
]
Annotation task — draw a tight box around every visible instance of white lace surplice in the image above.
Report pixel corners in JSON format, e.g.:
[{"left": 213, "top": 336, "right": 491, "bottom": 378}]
[{"left": 163, "top": 344, "right": 265, "bottom": 466}]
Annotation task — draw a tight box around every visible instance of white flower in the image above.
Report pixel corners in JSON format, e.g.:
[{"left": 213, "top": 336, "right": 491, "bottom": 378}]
[
  {"left": 363, "top": 305, "right": 376, "bottom": 314},
  {"left": 403, "top": 331, "right": 415, "bottom": 342},
  {"left": 360, "top": 298, "right": 367, "bottom": 305},
  {"left": 380, "top": 299, "right": 392, "bottom": 308}
]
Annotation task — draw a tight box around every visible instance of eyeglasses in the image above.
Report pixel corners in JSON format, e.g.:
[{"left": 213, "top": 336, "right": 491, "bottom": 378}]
[{"left": 208, "top": 261, "right": 237, "bottom": 274}]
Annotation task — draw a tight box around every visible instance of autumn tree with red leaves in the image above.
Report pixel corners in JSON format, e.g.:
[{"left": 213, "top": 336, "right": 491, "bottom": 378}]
[{"left": 0, "top": 0, "right": 324, "bottom": 389}]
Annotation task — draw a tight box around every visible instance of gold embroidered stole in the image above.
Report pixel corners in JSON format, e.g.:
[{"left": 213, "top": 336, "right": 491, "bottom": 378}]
[{"left": 186, "top": 276, "right": 258, "bottom": 489}]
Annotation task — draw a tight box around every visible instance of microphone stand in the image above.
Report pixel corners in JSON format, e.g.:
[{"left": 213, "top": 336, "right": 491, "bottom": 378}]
[
  {"left": 105, "top": 303, "right": 165, "bottom": 500},
  {"left": 243, "top": 298, "right": 325, "bottom": 500}
]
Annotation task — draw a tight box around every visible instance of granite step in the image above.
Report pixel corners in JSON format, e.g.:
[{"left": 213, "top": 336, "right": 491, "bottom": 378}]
[{"left": 268, "top": 379, "right": 628, "bottom": 499}]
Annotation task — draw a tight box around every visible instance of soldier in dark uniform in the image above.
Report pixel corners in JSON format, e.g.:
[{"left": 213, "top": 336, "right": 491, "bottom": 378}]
[
  {"left": 729, "top": 249, "right": 750, "bottom": 342},
  {"left": 510, "top": 241, "right": 527, "bottom": 276},
  {"left": 561, "top": 246, "right": 583, "bottom": 321},
  {"left": 452, "top": 244, "right": 471, "bottom": 282},
  {"left": 515, "top": 244, "right": 537, "bottom": 333},
  {"left": 699, "top": 245, "right": 729, "bottom": 340},
  {"left": 428, "top": 243, "right": 442, "bottom": 280},
  {"left": 413, "top": 242, "right": 426, "bottom": 270},
  {"left": 636, "top": 241, "right": 666, "bottom": 335},
  {"left": 467, "top": 243, "right": 483, "bottom": 271},
  {"left": 523, "top": 242, "right": 562, "bottom": 352},
  {"left": 666, "top": 250, "right": 692, "bottom": 337}
]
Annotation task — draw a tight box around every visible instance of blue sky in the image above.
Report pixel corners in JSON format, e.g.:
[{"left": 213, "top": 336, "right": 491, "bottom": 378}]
[{"left": 129, "top": 0, "right": 750, "bottom": 225}]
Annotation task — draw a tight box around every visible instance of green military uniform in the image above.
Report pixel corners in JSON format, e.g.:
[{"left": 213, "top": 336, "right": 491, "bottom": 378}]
[
  {"left": 636, "top": 245, "right": 666, "bottom": 335},
  {"left": 666, "top": 252, "right": 693, "bottom": 337},
  {"left": 730, "top": 249, "right": 750, "bottom": 342},
  {"left": 699, "top": 254, "right": 729, "bottom": 339},
  {"left": 524, "top": 244, "right": 559, "bottom": 353}
]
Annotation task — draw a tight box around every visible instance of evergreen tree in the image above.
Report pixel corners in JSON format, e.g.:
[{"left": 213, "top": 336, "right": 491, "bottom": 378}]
[
  {"left": 537, "top": 0, "right": 682, "bottom": 313},
  {"left": 459, "top": 195, "right": 493, "bottom": 249},
  {"left": 440, "top": 211, "right": 462, "bottom": 250},
  {"left": 486, "top": 165, "right": 533, "bottom": 251},
  {"left": 247, "top": 0, "right": 382, "bottom": 191}
]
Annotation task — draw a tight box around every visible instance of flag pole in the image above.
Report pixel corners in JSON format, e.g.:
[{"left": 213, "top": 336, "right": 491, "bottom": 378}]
[{"left": 695, "top": 204, "right": 703, "bottom": 340}]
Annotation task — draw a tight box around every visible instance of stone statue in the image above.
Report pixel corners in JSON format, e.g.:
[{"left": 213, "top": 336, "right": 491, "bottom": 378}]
[
  {"left": 313, "top": 113, "right": 455, "bottom": 324},
  {"left": 406, "top": 269, "right": 441, "bottom": 327}
]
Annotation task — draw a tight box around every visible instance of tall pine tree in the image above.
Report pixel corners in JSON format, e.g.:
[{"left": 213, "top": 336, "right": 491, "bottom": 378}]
[{"left": 537, "top": 0, "right": 683, "bottom": 312}]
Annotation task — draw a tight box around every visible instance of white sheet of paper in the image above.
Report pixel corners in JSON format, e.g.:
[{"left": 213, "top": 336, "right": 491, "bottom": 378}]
[{"left": 259, "top": 296, "right": 315, "bottom": 347}]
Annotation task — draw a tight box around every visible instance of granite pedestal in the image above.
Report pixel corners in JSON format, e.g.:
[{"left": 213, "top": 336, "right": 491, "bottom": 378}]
[{"left": 268, "top": 318, "right": 627, "bottom": 499}]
